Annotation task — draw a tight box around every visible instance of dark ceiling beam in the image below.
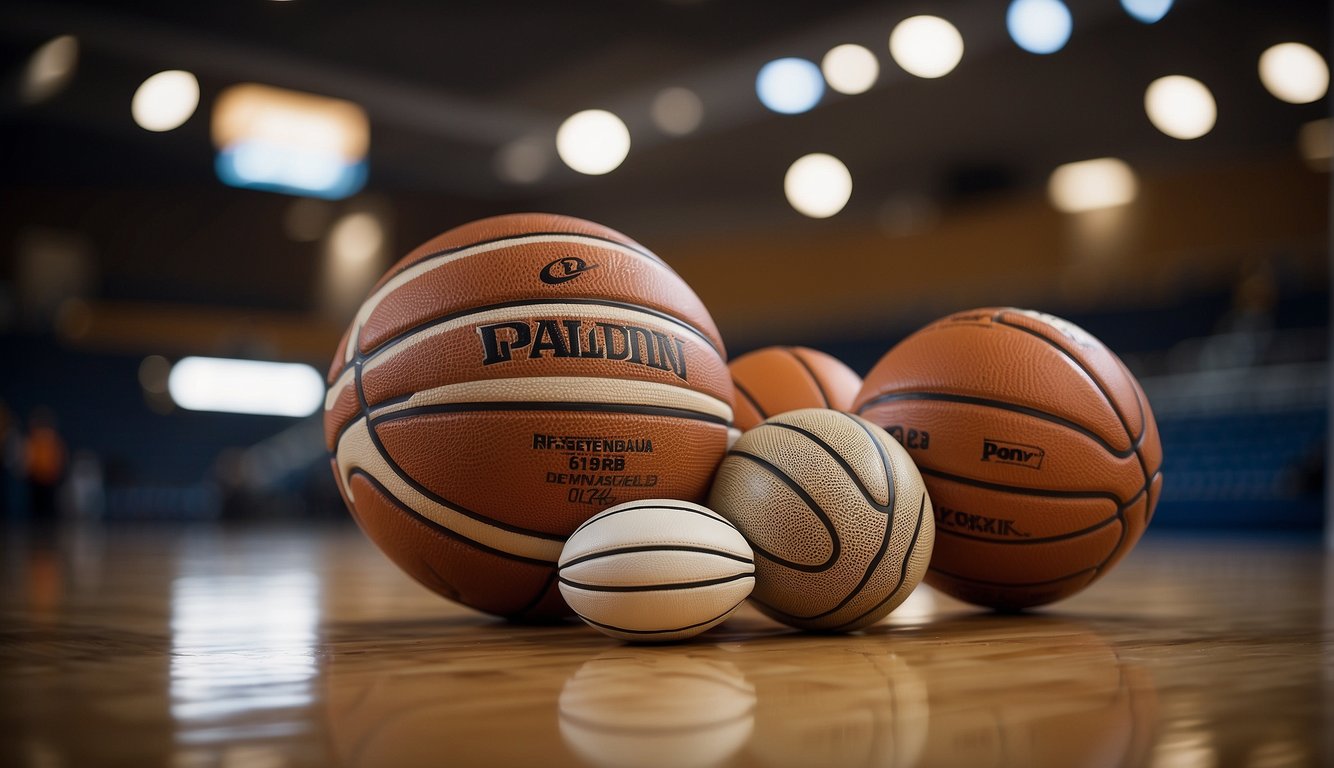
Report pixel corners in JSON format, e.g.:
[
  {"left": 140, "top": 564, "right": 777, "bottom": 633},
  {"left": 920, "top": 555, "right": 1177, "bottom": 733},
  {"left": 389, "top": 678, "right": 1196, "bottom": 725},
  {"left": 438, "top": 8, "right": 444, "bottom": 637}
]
[{"left": 0, "top": 0, "right": 548, "bottom": 146}]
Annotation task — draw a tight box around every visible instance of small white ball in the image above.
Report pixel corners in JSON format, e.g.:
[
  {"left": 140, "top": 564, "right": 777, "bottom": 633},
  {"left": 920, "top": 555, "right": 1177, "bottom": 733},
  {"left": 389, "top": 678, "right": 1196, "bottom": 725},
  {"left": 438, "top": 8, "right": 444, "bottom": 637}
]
[{"left": 559, "top": 500, "right": 755, "bottom": 642}]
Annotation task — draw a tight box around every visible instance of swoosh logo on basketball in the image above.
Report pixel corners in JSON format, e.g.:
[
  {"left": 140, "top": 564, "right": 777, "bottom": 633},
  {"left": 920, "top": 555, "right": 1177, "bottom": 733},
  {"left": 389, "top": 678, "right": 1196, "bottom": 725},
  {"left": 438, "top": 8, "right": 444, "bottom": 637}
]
[{"left": 540, "top": 257, "right": 599, "bottom": 285}]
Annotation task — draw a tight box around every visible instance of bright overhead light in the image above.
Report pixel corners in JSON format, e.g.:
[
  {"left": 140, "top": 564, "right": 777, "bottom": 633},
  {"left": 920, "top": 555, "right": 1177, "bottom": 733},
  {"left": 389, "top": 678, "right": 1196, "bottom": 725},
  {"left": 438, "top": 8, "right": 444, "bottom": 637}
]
[
  {"left": 756, "top": 58, "right": 825, "bottom": 114},
  {"left": 822, "top": 44, "right": 879, "bottom": 95},
  {"left": 890, "top": 16, "right": 964, "bottom": 79},
  {"left": 1145, "top": 75, "right": 1216, "bottom": 140},
  {"left": 1048, "top": 157, "right": 1138, "bottom": 213},
  {"left": 784, "top": 153, "right": 852, "bottom": 218},
  {"left": 1259, "top": 43, "right": 1329, "bottom": 105},
  {"left": 168, "top": 357, "right": 325, "bottom": 417},
  {"left": 132, "top": 70, "right": 199, "bottom": 132},
  {"left": 650, "top": 87, "right": 705, "bottom": 136},
  {"left": 1120, "top": 0, "right": 1172, "bottom": 24},
  {"left": 1007, "top": 0, "right": 1073, "bottom": 55},
  {"left": 21, "top": 35, "right": 78, "bottom": 105},
  {"left": 556, "top": 109, "right": 631, "bottom": 175},
  {"left": 212, "top": 83, "right": 369, "bottom": 199}
]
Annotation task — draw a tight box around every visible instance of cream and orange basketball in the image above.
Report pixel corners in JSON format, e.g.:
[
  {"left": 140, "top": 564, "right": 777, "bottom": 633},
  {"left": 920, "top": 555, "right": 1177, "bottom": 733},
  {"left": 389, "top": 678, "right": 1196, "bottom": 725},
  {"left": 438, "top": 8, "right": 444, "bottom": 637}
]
[
  {"left": 853, "top": 308, "right": 1163, "bottom": 610},
  {"left": 729, "top": 346, "right": 861, "bottom": 431},
  {"left": 324, "top": 213, "right": 732, "bottom": 620}
]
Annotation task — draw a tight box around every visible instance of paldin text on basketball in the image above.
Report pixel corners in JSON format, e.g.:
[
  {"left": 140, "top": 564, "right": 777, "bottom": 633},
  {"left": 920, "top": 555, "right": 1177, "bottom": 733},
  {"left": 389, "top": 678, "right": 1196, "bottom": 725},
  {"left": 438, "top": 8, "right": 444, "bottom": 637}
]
[{"left": 476, "top": 319, "right": 689, "bottom": 380}]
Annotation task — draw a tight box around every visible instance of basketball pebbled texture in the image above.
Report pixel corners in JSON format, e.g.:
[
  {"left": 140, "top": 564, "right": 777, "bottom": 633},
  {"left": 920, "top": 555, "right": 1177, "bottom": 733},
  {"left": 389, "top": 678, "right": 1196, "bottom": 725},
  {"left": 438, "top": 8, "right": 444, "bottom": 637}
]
[
  {"left": 729, "top": 346, "right": 863, "bottom": 431},
  {"left": 852, "top": 307, "right": 1163, "bottom": 610},
  {"left": 708, "top": 408, "right": 935, "bottom": 632},
  {"left": 558, "top": 500, "right": 755, "bottom": 642},
  {"left": 324, "top": 213, "right": 732, "bottom": 620}
]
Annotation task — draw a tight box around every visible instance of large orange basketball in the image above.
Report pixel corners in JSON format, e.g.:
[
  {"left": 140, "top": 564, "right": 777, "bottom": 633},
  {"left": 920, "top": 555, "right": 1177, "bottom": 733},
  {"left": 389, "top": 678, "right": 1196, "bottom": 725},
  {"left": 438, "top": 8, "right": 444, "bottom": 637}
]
[
  {"left": 729, "top": 346, "right": 862, "bottom": 431},
  {"left": 323, "top": 213, "right": 732, "bottom": 620},
  {"left": 852, "top": 308, "right": 1162, "bottom": 610}
]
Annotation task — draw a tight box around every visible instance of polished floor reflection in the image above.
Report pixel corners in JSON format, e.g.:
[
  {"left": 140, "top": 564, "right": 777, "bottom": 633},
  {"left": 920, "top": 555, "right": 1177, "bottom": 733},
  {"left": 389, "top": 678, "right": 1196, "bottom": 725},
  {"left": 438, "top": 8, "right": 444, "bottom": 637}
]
[{"left": 1, "top": 523, "right": 1327, "bottom": 767}]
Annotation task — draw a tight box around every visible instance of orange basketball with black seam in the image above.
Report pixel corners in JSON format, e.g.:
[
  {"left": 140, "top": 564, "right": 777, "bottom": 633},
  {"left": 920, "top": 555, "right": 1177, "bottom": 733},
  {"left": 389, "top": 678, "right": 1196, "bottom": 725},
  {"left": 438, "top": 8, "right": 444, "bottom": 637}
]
[
  {"left": 324, "top": 213, "right": 732, "bottom": 620},
  {"left": 852, "top": 307, "right": 1163, "bottom": 610},
  {"left": 729, "top": 346, "right": 862, "bottom": 431}
]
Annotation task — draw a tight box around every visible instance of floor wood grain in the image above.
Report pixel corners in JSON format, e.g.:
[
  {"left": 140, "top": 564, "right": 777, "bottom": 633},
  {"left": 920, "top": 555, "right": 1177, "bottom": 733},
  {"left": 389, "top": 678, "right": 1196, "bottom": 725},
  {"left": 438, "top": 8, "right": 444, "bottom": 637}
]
[{"left": 1, "top": 524, "right": 1327, "bottom": 767}]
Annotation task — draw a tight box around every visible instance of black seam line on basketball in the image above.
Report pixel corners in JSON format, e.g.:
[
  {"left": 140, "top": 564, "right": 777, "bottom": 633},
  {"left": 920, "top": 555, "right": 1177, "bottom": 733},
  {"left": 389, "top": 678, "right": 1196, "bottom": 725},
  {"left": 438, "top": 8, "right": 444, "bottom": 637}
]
[
  {"left": 850, "top": 412, "right": 902, "bottom": 510},
  {"left": 931, "top": 563, "right": 1098, "bottom": 589},
  {"left": 367, "top": 401, "right": 729, "bottom": 427},
  {"left": 328, "top": 410, "right": 366, "bottom": 457},
  {"left": 761, "top": 495, "right": 894, "bottom": 623},
  {"left": 560, "top": 709, "right": 755, "bottom": 736},
  {"left": 560, "top": 544, "right": 754, "bottom": 570},
  {"left": 724, "top": 450, "right": 840, "bottom": 573},
  {"left": 568, "top": 503, "right": 737, "bottom": 539},
  {"left": 918, "top": 466, "right": 1131, "bottom": 507},
  {"left": 353, "top": 411, "right": 568, "bottom": 542},
  {"left": 559, "top": 572, "right": 755, "bottom": 593},
  {"left": 936, "top": 511, "right": 1123, "bottom": 545},
  {"left": 856, "top": 391, "right": 1137, "bottom": 459},
  {"left": 351, "top": 359, "right": 566, "bottom": 543},
  {"left": 389, "top": 230, "right": 668, "bottom": 283},
  {"left": 763, "top": 420, "right": 895, "bottom": 512},
  {"left": 995, "top": 313, "right": 1142, "bottom": 442},
  {"left": 1110, "top": 352, "right": 1159, "bottom": 506},
  {"left": 574, "top": 596, "right": 748, "bottom": 636},
  {"left": 337, "top": 296, "right": 721, "bottom": 381},
  {"left": 508, "top": 569, "right": 561, "bottom": 619},
  {"left": 419, "top": 560, "right": 463, "bottom": 605},
  {"left": 746, "top": 490, "right": 920, "bottom": 628},
  {"left": 786, "top": 347, "right": 832, "bottom": 408},
  {"left": 832, "top": 492, "right": 929, "bottom": 632},
  {"left": 1090, "top": 468, "right": 1160, "bottom": 578},
  {"left": 345, "top": 469, "right": 556, "bottom": 567},
  {"left": 730, "top": 378, "right": 768, "bottom": 420},
  {"left": 995, "top": 315, "right": 1153, "bottom": 490}
]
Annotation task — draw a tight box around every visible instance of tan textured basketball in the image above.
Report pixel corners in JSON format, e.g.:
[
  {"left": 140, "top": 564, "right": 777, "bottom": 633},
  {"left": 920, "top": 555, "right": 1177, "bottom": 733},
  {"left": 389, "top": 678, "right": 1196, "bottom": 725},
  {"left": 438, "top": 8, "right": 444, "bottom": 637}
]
[
  {"left": 729, "top": 346, "right": 862, "bottom": 431},
  {"left": 853, "top": 307, "right": 1163, "bottom": 610},
  {"left": 558, "top": 500, "right": 755, "bottom": 642},
  {"left": 324, "top": 213, "right": 732, "bottom": 620},
  {"left": 708, "top": 408, "right": 934, "bottom": 632}
]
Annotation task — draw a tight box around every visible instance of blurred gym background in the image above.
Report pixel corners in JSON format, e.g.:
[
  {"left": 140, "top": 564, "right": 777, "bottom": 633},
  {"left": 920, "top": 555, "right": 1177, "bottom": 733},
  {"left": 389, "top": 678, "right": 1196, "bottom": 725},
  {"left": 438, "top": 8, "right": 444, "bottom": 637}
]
[{"left": 0, "top": 0, "right": 1326, "bottom": 532}]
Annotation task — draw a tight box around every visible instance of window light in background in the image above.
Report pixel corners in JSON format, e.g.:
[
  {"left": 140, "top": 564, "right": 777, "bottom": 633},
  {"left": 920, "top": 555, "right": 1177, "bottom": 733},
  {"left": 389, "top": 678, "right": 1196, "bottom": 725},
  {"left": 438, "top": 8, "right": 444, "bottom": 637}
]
[
  {"left": 1144, "top": 75, "right": 1216, "bottom": 140},
  {"left": 556, "top": 109, "right": 631, "bottom": 175},
  {"left": 132, "top": 70, "right": 200, "bottom": 132},
  {"left": 212, "top": 83, "right": 369, "bottom": 199},
  {"left": 1047, "top": 157, "right": 1138, "bottom": 213},
  {"left": 1007, "top": 0, "right": 1073, "bottom": 55},
  {"left": 784, "top": 153, "right": 853, "bottom": 218},
  {"left": 168, "top": 357, "right": 325, "bottom": 417},
  {"left": 889, "top": 16, "right": 964, "bottom": 79},
  {"left": 1258, "top": 43, "right": 1329, "bottom": 105},
  {"left": 756, "top": 58, "right": 825, "bottom": 114},
  {"left": 822, "top": 44, "right": 879, "bottom": 95},
  {"left": 1120, "top": 0, "right": 1173, "bottom": 23},
  {"left": 21, "top": 35, "right": 78, "bottom": 104}
]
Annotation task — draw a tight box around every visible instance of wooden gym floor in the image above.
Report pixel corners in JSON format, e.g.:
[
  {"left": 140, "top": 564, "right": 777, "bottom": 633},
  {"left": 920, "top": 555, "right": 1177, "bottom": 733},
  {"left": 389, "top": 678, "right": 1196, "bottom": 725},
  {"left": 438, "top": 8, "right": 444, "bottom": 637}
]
[{"left": 1, "top": 522, "right": 1327, "bottom": 767}]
